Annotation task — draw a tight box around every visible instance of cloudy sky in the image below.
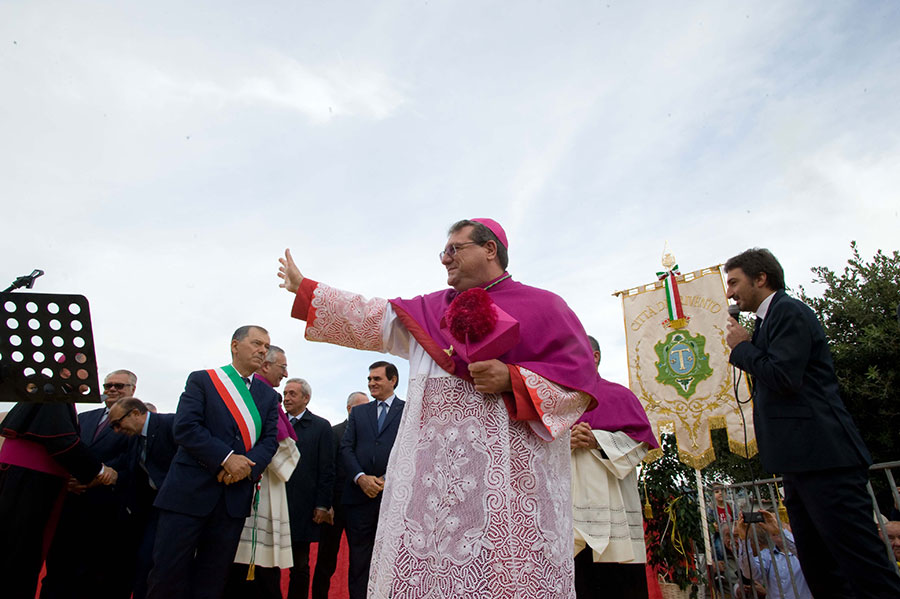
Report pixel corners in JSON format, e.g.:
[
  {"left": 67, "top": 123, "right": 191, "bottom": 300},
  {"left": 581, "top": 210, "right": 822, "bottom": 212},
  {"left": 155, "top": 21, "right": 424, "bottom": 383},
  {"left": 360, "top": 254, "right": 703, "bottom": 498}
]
[{"left": 2, "top": 1, "right": 899, "bottom": 423}]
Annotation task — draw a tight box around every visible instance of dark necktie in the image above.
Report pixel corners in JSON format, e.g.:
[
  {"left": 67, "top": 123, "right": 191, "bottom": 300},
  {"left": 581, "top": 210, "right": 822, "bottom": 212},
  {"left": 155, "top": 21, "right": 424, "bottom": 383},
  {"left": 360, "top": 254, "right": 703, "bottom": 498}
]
[
  {"left": 751, "top": 316, "right": 762, "bottom": 343},
  {"left": 290, "top": 416, "right": 299, "bottom": 427},
  {"left": 140, "top": 436, "right": 157, "bottom": 490},
  {"left": 377, "top": 401, "right": 388, "bottom": 433},
  {"left": 93, "top": 410, "right": 110, "bottom": 441},
  {"left": 241, "top": 376, "right": 251, "bottom": 389}
]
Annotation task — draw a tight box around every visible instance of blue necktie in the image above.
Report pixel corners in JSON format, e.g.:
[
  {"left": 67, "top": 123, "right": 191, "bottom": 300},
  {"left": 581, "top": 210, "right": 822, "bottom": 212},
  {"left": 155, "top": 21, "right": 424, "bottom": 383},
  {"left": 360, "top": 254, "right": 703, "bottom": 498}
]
[{"left": 377, "top": 401, "right": 387, "bottom": 433}]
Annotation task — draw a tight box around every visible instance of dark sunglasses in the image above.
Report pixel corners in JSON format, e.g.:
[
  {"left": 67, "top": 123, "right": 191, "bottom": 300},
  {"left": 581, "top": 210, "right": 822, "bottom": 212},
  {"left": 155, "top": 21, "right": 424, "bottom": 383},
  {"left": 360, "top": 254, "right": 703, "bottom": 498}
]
[
  {"left": 109, "top": 410, "right": 134, "bottom": 431},
  {"left": 103, "top": 382, "right": 133, "bottom": 391}
]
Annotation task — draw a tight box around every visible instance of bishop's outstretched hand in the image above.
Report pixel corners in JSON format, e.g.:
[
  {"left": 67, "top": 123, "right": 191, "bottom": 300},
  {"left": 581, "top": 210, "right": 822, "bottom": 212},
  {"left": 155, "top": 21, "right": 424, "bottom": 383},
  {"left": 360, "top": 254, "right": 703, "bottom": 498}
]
[{"left": 278, "top": 248, "right": 304, "bottom": 294}]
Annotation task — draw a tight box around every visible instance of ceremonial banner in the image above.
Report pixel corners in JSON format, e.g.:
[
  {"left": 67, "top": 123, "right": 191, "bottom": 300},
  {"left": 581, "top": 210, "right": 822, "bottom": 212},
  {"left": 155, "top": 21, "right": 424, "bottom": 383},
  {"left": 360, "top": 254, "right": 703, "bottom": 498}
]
[{"left": 616, "top": 265, "right": 756, "bottom": 468}]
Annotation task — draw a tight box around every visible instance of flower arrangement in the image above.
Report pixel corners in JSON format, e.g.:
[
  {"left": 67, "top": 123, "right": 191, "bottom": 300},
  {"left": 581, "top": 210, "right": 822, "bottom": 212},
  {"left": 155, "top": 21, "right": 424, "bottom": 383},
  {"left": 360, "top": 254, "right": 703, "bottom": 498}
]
[{"left": 640, "top": 433, "right": 704, "bottom": 598}]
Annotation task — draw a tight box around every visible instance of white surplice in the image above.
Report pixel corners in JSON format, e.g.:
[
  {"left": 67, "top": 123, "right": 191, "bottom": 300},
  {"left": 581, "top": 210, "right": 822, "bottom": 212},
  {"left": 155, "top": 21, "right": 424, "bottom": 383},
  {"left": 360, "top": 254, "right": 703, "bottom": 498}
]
[
  {"left": 571, "top": 430, "right": 648, "bottom": 563},
  {"left": 233, "top": 436, "right": 300, "bottom": 569}
]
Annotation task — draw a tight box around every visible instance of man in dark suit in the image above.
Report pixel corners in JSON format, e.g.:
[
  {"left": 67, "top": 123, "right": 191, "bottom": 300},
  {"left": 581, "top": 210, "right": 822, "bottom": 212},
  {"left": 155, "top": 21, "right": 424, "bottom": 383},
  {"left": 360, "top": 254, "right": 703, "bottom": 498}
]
[
  {"left": 224, "top": 344, "right": 291, "bottom": 599},
  {"left": 283, "top": 377, "right": 335, "bottom": 599},
  {"left": 312, "top": 390, "right": 370, "bottom": 599},
  {"left": 341, "top": 361, "right": 405, "bottom": 599},
  {"left": 40, "top": 369, "right": 136, "bottom": 599},
  {"left": 725, "top": 248, "right": 900, "bottom": 599},
  {"left": 107, "top": 397, "right": 177, "bottom": 599},
  {"left": 147, "top": 325, "right": 280, "bottom": 599}
]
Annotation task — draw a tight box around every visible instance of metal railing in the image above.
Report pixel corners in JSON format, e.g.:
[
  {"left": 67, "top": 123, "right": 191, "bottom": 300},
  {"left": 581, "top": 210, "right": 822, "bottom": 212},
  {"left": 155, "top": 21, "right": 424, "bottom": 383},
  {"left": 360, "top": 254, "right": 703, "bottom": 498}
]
[{"left": 701, "top": 461, "right": 900, "bottom": 598}]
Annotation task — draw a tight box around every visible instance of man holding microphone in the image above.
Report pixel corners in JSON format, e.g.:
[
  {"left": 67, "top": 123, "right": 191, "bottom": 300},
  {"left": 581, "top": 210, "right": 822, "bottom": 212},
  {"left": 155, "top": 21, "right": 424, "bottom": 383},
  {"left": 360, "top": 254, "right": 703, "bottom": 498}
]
[{"left": 724, "top": 248, "right": 900, "bottom": 599}]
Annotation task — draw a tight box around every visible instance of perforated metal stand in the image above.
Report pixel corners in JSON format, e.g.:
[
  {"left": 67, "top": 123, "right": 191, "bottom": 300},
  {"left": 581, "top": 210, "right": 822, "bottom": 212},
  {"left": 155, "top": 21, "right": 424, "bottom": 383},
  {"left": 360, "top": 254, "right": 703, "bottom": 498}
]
[{"left": 0, "top": 292, "right": 102, "bottom": 404}]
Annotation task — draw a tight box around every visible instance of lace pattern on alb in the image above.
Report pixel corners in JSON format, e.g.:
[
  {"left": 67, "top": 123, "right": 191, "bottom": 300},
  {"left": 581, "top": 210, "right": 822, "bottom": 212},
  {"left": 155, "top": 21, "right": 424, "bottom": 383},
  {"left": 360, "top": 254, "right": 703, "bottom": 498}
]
[
  {"left": 368, "top": 375, "right": 579, "bottom": 598},
  {"left": 305, "top": 283, "right": 387, "bottom": 352},
  {"left": 519, "top": 366, "right": 592, "bottom": 440}
]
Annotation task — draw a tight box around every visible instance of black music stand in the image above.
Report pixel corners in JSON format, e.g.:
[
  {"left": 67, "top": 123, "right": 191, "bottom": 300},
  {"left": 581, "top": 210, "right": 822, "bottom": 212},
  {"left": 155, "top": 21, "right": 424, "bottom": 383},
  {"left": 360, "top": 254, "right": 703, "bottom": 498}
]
[{"left": 0, "top": 292, "right": 102, "bottom": 404}]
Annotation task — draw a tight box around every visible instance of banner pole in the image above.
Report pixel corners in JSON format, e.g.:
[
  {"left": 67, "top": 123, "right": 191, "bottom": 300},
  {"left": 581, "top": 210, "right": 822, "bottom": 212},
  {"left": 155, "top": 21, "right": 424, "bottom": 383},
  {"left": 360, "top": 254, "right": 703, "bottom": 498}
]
[{"left": 695, "top": 468, "right": 713, "bottom": 571}]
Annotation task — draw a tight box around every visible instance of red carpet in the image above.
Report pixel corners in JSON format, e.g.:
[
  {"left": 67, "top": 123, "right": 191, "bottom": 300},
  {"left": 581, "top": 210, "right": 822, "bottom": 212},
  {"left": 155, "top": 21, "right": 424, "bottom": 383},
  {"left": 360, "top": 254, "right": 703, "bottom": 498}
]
[{"left": 280, "top": 536, "right": 350, "bottom": 598}]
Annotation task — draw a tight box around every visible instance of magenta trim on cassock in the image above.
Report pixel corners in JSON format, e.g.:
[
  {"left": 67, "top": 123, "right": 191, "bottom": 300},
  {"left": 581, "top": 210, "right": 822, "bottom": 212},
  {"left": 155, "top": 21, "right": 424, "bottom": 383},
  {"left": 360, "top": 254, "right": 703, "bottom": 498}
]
[
  {"left": 389, "top": 274, "right": 657, "bottom": 447},
  {"left": 577, "top": 379, "right": 660, "bottom": 448},
  {"left": 255, "top": 376, "right": 297, "bottom": 441},
  {"left": 0, "top": 437, "right": 69, "bottom": 477},
  {"left": 277, "top": 405, "right": 297, "bottom": 441}
]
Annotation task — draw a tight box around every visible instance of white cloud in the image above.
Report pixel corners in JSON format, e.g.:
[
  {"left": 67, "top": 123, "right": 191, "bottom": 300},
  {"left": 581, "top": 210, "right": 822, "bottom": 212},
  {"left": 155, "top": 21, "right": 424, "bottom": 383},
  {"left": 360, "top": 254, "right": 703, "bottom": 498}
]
[{"left": 2, "top": 0, "right": 899, "bottom": 419}]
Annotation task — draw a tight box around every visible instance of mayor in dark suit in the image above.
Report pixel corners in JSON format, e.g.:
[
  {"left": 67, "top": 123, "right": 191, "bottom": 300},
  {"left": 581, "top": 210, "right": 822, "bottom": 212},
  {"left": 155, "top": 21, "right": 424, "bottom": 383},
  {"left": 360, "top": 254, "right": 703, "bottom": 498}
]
[
  {"left": 312, "top": 390, "right": 370, "bottom": 599},
  {"left": 106, "top": 397, "right": 177, "bottom": 599},
  {"left": 283, "top": 377, "right": 335, "bottom": 599},
  {"left": 341, "top": 361, "right": 405, "bottom": 599},
  {"left": 40, "top": 369, "right": 135, "bottom": 599},
  {"left": 725, "top": 248, "right": 900, "bottom": 599},
  {"left": 147, "top": 325, "right": 280, "bottom": 599}
]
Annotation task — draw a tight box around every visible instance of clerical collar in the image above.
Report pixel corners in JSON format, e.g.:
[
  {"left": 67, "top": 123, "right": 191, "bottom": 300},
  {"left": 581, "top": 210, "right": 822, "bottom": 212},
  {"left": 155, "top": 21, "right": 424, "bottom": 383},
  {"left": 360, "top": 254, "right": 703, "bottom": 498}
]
[
  {"left": 756, "top": 291, "right": 777, "bottom": 321},
  {"left": 376, "top": 394, "right": 396, "bottom": 409},
  {"left": 483, "top": 272, "right": 511, "bottom": 291}
]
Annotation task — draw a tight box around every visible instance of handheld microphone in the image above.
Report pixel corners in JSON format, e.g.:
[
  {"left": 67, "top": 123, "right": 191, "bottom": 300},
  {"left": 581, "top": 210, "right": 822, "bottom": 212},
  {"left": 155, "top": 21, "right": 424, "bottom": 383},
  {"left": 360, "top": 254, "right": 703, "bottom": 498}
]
[{"left": 727, "top": 304, "right": 740, "bottom": 320}]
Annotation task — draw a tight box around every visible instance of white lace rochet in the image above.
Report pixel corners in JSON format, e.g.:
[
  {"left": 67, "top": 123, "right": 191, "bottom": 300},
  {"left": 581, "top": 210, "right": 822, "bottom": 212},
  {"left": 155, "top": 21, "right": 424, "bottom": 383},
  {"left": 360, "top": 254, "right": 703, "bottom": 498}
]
[{"left": 305, "top": 283, "right": 591, "bottom": 598}]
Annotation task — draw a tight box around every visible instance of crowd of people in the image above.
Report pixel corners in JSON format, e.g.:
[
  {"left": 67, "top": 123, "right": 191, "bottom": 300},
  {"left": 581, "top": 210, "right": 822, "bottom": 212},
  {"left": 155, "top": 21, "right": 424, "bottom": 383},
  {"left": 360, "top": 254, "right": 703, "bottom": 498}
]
[
  {"left": 707, "top": 485, "right": 900, "bottom": 599},
  {"left": 1, "top": 218, "right": 899, "bottom": 599}
]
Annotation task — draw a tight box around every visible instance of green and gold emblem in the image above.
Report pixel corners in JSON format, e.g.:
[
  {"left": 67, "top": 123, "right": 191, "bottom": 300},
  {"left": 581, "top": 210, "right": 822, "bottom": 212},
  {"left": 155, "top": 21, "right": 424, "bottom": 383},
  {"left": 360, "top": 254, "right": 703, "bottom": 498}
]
[{"left": 654, "top": 329, "right": 712, "bottom": 398}]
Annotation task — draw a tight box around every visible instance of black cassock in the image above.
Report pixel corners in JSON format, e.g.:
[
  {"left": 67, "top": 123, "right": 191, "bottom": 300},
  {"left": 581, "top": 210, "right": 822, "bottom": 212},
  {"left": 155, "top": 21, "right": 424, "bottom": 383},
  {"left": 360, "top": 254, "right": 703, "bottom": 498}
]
[{"left": 0, "top": 402, "right": 101, "bottom": 599}]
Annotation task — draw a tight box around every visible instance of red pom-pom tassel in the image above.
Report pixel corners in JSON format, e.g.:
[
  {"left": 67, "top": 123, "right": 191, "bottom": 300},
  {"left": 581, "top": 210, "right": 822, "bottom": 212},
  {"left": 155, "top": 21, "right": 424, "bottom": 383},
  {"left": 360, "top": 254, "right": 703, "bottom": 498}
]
[{"left": 445, "top": 288, "right": 498, "bottom": 343}]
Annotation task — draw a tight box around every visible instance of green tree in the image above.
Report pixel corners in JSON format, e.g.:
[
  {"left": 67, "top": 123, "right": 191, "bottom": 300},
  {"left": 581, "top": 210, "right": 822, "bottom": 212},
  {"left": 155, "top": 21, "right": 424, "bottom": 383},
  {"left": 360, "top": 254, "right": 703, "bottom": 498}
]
[
  {"left": 799, "top": 242, "right": 900, "bottom": 465},
  {"left": 702, "top": 427, "right": 763, "bottom": 484}
]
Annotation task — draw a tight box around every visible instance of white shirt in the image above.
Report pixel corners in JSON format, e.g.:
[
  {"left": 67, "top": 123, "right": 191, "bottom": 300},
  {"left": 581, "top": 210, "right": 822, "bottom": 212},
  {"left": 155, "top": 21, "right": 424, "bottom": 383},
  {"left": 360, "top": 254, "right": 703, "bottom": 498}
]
[
  {"left": 376, "top": 394, "right": 396, "bottom": 410},
  {"left": 756, "top": 291, "right": 777, "bottom": 321}
]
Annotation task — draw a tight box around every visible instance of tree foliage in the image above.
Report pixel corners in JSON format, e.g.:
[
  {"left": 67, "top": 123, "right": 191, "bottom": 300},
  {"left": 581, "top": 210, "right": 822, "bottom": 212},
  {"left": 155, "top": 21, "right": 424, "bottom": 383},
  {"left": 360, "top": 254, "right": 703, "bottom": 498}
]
[
  {"left": 799, "top": 242, "right": 900, "bottom": 465},
  {"left": 702, "top": 427, "right": 763, "bottom": 484}
]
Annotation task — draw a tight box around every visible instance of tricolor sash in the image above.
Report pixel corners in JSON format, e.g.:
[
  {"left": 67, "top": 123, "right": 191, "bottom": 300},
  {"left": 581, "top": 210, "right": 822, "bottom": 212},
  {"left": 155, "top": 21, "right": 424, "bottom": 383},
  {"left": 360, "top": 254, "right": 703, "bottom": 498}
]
[{"left": 206, "top": 365, "right": 262, "bottom": 452}]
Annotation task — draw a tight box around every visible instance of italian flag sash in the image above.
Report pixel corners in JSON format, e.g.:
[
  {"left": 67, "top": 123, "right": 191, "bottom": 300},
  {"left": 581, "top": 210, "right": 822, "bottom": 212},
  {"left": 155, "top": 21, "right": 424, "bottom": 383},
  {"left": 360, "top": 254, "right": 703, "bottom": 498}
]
[{"left": 206, "top": 365, "right": 262, "bottom": 452}]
